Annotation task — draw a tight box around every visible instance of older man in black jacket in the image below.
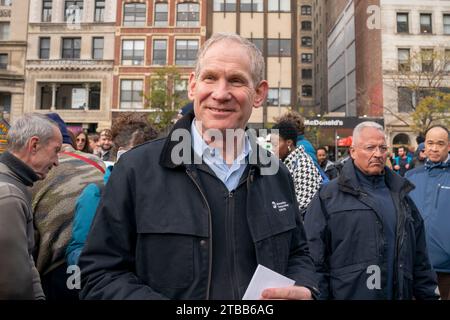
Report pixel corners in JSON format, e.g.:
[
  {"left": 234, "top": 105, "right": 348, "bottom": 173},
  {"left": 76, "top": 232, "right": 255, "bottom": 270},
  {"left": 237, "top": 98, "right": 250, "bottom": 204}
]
[
  {"left": 79, "top": 33, "right": 319, "bottom": 300},
  {"left": 304, "top": 121, "right": 439, "bottom": 300}
]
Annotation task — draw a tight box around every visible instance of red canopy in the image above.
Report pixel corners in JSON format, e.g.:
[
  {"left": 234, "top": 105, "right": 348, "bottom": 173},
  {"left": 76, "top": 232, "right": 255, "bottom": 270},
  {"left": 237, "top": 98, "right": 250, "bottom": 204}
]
[{"left": 338, "top": 136, "right": 353, "bottom": 147}]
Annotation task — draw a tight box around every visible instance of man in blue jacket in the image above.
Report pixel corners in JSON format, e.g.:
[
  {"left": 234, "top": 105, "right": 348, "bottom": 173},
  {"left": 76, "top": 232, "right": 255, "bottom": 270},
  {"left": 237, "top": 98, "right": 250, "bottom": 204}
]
[
  {"left": 304, "top": 121, "right": 439, "bottom": 300},
  {"left": 406, "top": 125, "right": 450, "bottom": 299},
  {"left": 78, "top": 33, "right": 319, "bottom": 300}
]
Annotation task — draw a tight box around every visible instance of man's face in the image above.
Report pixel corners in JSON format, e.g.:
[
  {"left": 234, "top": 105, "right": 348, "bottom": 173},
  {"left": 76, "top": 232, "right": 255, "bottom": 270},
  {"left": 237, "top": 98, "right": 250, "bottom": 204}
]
[
  {"left": 188, "top": 40, "right": 268, "bottom": 134},
  {"left": 29, "top": 127, "right": 62, "bottom": 180},
  {"left": 398, "top": 147, "right": 405, "bottom": 157},
  {"left": 350, "top": 127, "right": 387, "bottom": 176},
  {"left": 317, "top": 149, "right": 327, "bottom": 164},
  {"left": 99, "top": 134, "right": 112, "bottom": 151},
  {"left": 425, "top": 127, "right": 449, "bottom": 163}
]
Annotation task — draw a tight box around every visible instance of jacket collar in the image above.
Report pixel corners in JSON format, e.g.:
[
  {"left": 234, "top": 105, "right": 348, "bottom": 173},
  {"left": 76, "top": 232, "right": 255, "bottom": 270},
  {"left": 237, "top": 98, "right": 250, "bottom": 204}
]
[
  {"left": 159, "top": 110, "right": 273, "bottom": 172},
  {"left": 0, "top": 151, "right": 39, "bottom": 187},
  {"left": 338, "top": 159, "right": 414, "bottom": 196}
]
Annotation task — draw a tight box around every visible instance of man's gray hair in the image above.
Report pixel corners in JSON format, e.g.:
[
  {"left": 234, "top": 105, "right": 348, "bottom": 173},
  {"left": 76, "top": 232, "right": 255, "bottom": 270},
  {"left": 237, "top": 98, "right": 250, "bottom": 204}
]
[
  {"left": 194, "top": 33, "right": 265, "bottom": 87},
  {"left": 7, "top": 113, "right": 59, "bottom": 152},
  {"left": 352, "top": 121, "right": 385, "bottom": 146}
]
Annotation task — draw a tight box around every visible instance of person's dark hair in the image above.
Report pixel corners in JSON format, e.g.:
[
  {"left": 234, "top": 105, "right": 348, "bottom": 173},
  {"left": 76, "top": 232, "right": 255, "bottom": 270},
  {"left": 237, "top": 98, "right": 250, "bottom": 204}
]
[
  {"left": 272, "top": 120, "right": 298, "bottom": 143},
  {"left": 425, "top": 125, "right": 450, "bottom": 140},
  {"left": 416, "top": 135, "right": 425, "bottom": 145},
  {"left": 274, "top": 111, "right": 305, "bottom": 135},
  {"left": 89, "top": 133, "right": 99, "bottom": 143},
  {"left": 67, "top": 129, "right": 77, "bottom": 149},
  {"left": 111, "top": 113, "right": 158, "bottom": 149},
  {"left": 317, "top": 147, "right": 327, "bottom": 153},
  {"left": 398, "top": 145, "right": 406, "bottom": 153},
  {"left": 76, "top": 131, "right": 91, "bottom": 153}
]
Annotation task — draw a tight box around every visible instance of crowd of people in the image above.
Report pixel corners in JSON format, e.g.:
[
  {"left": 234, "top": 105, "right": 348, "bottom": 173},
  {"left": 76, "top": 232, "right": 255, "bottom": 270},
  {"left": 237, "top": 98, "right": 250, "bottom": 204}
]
[{"left": 0, "top": 33, "right": 449, "bottom": 301}]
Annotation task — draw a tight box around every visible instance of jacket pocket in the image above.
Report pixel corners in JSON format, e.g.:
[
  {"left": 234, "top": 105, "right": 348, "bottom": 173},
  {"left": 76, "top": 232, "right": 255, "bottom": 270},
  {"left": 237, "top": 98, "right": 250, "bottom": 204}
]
[
  {"left": 135, "top": 228, "right": 198, "bottom": 289},
  {"left": 330, "top": 262, "right": 379, "bottom": 299}
]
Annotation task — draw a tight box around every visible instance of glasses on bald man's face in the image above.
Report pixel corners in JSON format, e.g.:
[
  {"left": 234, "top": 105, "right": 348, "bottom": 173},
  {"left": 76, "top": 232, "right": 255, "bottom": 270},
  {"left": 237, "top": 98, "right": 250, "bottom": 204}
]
[{"left": 356, "top": 144, "right": 389, "bottom": 154}]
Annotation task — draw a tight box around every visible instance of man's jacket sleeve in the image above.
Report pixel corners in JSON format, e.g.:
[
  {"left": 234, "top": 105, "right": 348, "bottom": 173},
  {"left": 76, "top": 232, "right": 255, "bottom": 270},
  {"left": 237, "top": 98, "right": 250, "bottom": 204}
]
[
  {"left": 0, "top": 191, "right": 37, "bottom": 299},
  {"left": 304, "top": 192, "right": 330, "bottom": 299},
  {"left": 78, "top": 162, "right": 168, "bottom": 300},
  {"left": 284, "top": 173, "right": 320, "bottom": 298},
  {"left": 407, "top": 197, "right": 440, "bottom": 300}
]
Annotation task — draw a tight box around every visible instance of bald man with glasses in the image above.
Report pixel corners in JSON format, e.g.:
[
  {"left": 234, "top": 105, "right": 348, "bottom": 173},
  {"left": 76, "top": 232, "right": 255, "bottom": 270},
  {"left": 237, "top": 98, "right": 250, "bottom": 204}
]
[{"left": 304, "top": 121, "right": 439, "bottom": 300}]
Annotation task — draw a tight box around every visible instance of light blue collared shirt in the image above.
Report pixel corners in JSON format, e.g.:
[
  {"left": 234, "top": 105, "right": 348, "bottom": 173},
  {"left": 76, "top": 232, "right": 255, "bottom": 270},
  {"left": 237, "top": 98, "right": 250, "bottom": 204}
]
[{"left": 191, "top": 119, "right": 252, "bottom": 191}]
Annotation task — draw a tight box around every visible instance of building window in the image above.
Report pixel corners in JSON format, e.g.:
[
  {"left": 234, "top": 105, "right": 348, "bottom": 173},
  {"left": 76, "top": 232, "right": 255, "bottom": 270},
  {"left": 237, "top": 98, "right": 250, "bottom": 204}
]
[
  {"left": 301, "top": 5, "right": 312, "bottom": 15},
  {"left": 267, "top": 88, "right": 291, "bottom": 106},
  {"left": 302, "top": 69, "right": 312, "bottom": 79},
  {"left": 301, "top": 53, "right": 312, "bottom": 63},
  {"left": 420, "top": 14, "right": 432, "bottom": 34},
  {"left": 213, "top": 0, "right": 236, "bottom": 12},
  {"left": 302, "top": 85, "right": 313, "bottom": 97},
  {"left": 397, "top": 13, "right": 409, "bottom": 33},
  {"left": 154, "top": 2, "right": 168, "bottom": 27},
  {"left": 177, "top": 3, "right": 199, "bottom": 27},
  {"left": 0, "top": 22, "right": 10, "bottom": 40},
  {"left": 0, "top": 0, "right": 12, "bottom": 6},
  {"left": 121, "top": 40, "right": 144, "bottom": 65},
  {"left": 65, "top": 1, "right": 84, "bottom": 22},
  {"left": 421, "top": 49, "right": 434, "bottom": 72},
  {"left": 268, "top": 0, "right": 290, "bottom": 12},
  {"left": 175, "top": 40, "right": 198, "bottom": 66},
  {"left": 174, "top": 79, "right": 189, "bottom": 102},
  {"left": 94, "top": 0, "right": 105, "bottom": 22},
  {"left": 0, "top": 92, "right": 11, "bottom": 122},
  {"left": 120, "top": 79, "right": 143, "bottom": 109},
  {"left": 123, "top": 3, "right": 146, "bottom": 26},
  {"left": 0, "top": 53, "right": 7, "bottom": 69},
  {"left": 42, "top": 0, "right": 52, "bottom": 22},
  {"left": 92, "top": 37, "right": 103, "bottom": 59},
  {"left": 398, "top": 48, "right": 410, "bottom": 71},
  {"left": 397, "top": 87, "right": 413, "bottom": 112},
  {"left": 39, "top": 37, "right": 50, "bottom": 59},
  {"left": 301, "top": 21, "right": 312, "bottom": 31},
  {"left": 62, "top": 38, "right": 81, "bottom": 59},
  {"left": 268, "top": 39, "right": 291, "bottom": 57},
  {"left": 444, "top": 14, "right": 450, "bottom": 35},
  {"left": 152, "top": 39, "right": 167, "bottom": 65},
  {"left": 240, "top": 0, "right": 263, "bottom": 12},
  {"left": 249, "top": 38, "right": 263, "bottom": 53},
  {"left": 301, "top": 36, "right": 312, "bottom": 47}
]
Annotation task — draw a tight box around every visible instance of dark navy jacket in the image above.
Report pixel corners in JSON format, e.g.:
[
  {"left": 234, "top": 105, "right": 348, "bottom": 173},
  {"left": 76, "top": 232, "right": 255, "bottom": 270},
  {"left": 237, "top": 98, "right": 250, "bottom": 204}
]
[
  {"left": 78, "top": 114, "right": 319, "bottom": 300},
  {"left": 304, "top": 160, "right": 439, "bottom": 300}
]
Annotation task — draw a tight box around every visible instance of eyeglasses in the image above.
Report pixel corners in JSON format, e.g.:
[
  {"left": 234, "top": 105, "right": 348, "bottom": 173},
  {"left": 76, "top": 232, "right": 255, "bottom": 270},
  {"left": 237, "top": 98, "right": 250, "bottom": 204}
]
[
  {"left": 356, "top": 145, "right": 389, "bottom": 154},
  {"left": 76, "top": 138, "right": 86, "bottom": 142}
]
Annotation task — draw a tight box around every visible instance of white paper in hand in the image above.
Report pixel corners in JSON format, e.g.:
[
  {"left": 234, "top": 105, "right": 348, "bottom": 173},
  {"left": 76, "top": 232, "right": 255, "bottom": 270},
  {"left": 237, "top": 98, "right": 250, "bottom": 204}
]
[{"left": 242, "top": 264, "right": 295, "bottom": 300}]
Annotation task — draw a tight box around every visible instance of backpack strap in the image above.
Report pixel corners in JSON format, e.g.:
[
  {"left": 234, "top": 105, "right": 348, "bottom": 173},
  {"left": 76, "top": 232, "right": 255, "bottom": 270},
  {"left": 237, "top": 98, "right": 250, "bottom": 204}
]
[{"left": 62, "top": 152, "right": 105, "bottom": 174}]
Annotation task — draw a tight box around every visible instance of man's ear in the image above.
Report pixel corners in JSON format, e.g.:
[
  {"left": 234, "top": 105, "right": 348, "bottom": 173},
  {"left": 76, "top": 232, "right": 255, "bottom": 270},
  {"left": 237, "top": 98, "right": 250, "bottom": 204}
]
[
  {"left": 349, "top": 146, "right": 356, "bottom": 160},
  {"left": 27, "top": 136, "right": 40, "bottom": 154},
  {"left": 188, "top": 72, "right": 196, "bottom": 101},
  {"left": 253, "top": 80, "right": 269, "bottom": 108}
]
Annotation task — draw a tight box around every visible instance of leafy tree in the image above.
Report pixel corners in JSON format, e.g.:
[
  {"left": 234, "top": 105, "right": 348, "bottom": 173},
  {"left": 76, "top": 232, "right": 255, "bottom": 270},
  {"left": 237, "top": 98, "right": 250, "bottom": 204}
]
[{"left": 143, "top": 66, "right": 190, "bottom": 132}]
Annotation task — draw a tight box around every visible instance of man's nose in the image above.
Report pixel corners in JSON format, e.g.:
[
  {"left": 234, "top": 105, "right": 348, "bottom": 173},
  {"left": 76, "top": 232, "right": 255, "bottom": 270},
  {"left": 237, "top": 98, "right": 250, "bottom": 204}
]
[{"left": 211, "top": 79, "right": 231, "bottom": 101}]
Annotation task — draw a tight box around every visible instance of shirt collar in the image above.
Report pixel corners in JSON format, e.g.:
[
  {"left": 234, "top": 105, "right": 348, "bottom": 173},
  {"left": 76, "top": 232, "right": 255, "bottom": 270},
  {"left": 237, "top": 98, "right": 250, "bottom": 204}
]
[
  {"left": 425, "top": 154, "right": 450, "bottom": 170},
  {"left": 191, "top": 119, "right": 252, "bottom": 164}
]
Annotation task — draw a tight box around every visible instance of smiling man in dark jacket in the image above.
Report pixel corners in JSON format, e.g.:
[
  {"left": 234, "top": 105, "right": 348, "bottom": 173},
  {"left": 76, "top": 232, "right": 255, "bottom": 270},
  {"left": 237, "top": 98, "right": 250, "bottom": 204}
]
[
  {"left": 79, "top": 33, "right": 319, "bottom": 300},
  {"left": 304, "top": 121, "right": 439, "bottom": 300}
]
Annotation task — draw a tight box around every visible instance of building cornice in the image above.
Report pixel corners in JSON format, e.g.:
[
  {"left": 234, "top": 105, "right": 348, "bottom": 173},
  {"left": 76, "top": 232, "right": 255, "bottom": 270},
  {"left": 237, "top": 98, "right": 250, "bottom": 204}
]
[{"left": 26, "top": 60, "right": 115, "bottom": 71}]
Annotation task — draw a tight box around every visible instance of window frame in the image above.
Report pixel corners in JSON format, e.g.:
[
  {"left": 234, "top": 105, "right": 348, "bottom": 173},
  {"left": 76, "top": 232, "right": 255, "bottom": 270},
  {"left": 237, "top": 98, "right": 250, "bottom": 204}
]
[
  {"left": 39, "top": 37, "right": 50, "bottom": 59},
  {"left": 240, "top": 0, "right": 263, "bottom": 13},
  {"left": 213, "top": 0, "right": 237, "bottom": 12},
  {"left": 396, "top": 12, "right": 409, "bottom": 33},
  {"left": 175, "top": 39, "right": 199, "bottom": 66},
  {"left": 0, "top": 53, "right": 8, "bottom": 69},
  {"left": 92, "top": 37, "right": 104, "bottom": 60},
  {"left": 64, "top": 0, "right": 84, "bottom": 22},
  {"left": 420, "top": 13, "right": 432, "bottom": 34},
  {"left": 123, "top": 2, "right": 146, "bottom": 27},
  {"left": 301, "top": 5, "right": 312, "bottom": 15},
  {"left": 152, "top": 39, "right": 167, "bottom": 65},
  {"left": 398, "top": 48, "right": 411, "bottom": 72},
  {"left": 42, "top": 0, "right": 52, "bottom": 22},
  {"left": 121, "top": 39, "right": 145, "bottom": 66},
  {"left": 120, "top": 79, "right": 144, "bottom": 109},
  {"left": 61, "top": 37, "right": 81, "bottom": 59},
  {"left": 94, "top": 0, "right": 105, "bottom": 22},
  {"left": 154, "top": 2, "right": 168, "bottom": 27},
  {"left": 176, "top": 2, "right": 200, "bottom": 27}
]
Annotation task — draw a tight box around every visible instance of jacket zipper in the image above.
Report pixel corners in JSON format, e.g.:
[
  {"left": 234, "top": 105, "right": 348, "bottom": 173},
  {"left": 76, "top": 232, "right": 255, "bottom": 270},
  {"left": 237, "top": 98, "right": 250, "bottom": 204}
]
[
  {"left": 226, "top": 191, "right": 240, "bottom": 299},
  {"left": 435, "top": 184, "right": 441, "bottom": 209},
  {"left": 186, "top": 168, "right": 213, "bottom": 300}
]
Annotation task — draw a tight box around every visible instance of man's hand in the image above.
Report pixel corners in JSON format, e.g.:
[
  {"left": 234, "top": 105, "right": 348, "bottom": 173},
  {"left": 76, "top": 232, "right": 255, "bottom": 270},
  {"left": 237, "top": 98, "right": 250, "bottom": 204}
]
[
  {"left": 394, "top": 165, "right": 400, "bottom": 170},
  {"left": 260, "top": 286, "right": 312, "bottom": 300}
]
